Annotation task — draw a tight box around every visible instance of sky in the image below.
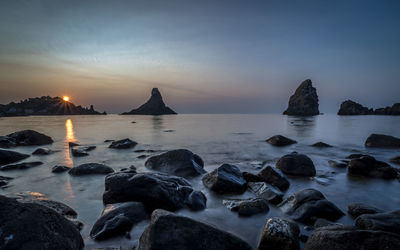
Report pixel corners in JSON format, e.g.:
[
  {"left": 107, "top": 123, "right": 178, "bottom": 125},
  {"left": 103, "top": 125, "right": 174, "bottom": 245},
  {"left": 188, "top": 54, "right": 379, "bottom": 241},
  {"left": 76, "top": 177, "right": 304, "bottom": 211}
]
[{"left": 0, "top": 0, "right": 399, "bottom": 114}]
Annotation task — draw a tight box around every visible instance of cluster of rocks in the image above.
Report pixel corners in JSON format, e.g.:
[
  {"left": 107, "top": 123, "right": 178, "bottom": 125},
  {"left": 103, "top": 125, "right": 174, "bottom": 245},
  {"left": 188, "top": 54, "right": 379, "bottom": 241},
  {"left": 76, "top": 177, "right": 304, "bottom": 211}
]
[{"left": 338, "top": 100, "right": 400, "bottom": 116}]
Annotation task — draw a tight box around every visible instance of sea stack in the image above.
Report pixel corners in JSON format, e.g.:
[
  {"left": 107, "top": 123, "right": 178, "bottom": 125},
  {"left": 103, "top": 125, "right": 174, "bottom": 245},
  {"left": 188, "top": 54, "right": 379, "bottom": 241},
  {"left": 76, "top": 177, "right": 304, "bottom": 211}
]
[
  {"left": 121, "top": 88, "right": 177, "bottom": 115},
  {"left": 337, "top": 100, "right": 373, "bottom": 115},
  {"left": 283, "top": 79, "right": 320, "bottom": 116}
]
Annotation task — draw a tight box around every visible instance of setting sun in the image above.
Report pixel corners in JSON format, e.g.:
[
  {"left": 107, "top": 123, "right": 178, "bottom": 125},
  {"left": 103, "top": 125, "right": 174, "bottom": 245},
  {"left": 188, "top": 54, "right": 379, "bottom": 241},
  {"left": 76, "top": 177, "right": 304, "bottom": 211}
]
[{"left": 63, "top": 96, "right": 70, "bottom": 102}]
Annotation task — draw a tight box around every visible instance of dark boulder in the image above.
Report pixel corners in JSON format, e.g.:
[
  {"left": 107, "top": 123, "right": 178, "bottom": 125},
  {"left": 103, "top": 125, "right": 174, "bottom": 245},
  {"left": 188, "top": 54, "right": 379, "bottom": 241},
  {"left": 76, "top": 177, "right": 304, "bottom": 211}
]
[
  {"left": 0, "top": 136, "right": 16, "bottom": 148},
  {"left": 6, "top": 130, "right": 53, "bottom": 146},
  {"left": 69, "top": 163, "right": 114, "bottom": 176},
  {"left": 248, "top": 182, "right": 283, "bottom": 204},
  {"left": 355, "top": 210, "right": 400, "bottom": 235},
  {"left": 348, "top": 155, "right": 397, "bottom": 179},
  {"left": 283, "top": 79, "right": 320, "bottom": 116},
  {"left": 337, "top": 100, "right": 373, "bottom": 115},
  {"left": 276, "top": 152, "right": 316, "bottom": 177},
  {"left": 258, "top": 165, "right": 290, "bottom": 191},
  {"left": 145, "top": 149, "right": 205, "bottom": 177},
  {"left": 223, "top": 198, "right": 269, "bottom": 216},
  {"left": 266, "top": 135, "right": 297, "bottom": 146},
  {"left": 138, "top": 209, "right": 252, "bottom": 250},
  {"left": 311, "top": 142, "right": 333, "bottom": 148},
  {"left": 109, "top": 138, "right": 137, "bottom": 149},
  {"left": 202, "top": 164, "right": 247, "bottom": 193},
  {"left": 242, "top": 171, "right": 265, "bottom": 182},
  {"left": 365, "top": 134, "right": 400, "bottom": 148},
  {"left": 68, "top": 142, "right": 79, "bottom": 147},
  {"left": 258, "top": 217, "right": 300, "bottom": 250},
  {"left": 348, "top": 203, "right": 384, "bottom": 218},
  {"left": 32, "top": 147, "right": 53, "bottom": 155},
  {"left": 390, "top": 156, "right": 400, "bottom": 165},
  {"left": 314, "top": 218, "right": 341, "bottom": 228},
  {"left": 328, "top": 160, "right": 347, "bottom": 168},
  {"left": 0, "top": 161, "right": 43, "bottom": 171},
  {"left": 346, "top": 153, "right": 368, "bottom": 159},
  {"left": 90, "top": 202, "right": 148, "bottom": 240},
  {"left": 71, "top": 146, "right": 96, "bottom": 157},
  {"left": 52, "top": 165, "right": 71, "bottom": 173},
  {"left": 185, "top": 191, "right": 207, "bottom": 211},
  {"left": 0, "top": 176, "right": 12, "bottom": 187},
  {"left": 0, "top": 149, "right": 30, "bottom": 165}
]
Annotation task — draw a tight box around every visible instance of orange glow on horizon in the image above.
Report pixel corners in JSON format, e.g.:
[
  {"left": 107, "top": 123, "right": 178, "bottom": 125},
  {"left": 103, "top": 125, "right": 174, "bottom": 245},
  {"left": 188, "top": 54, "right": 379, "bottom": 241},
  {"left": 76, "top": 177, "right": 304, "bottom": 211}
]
[{"left": 63, "top": 96, "right": 70, "bottom": 102}]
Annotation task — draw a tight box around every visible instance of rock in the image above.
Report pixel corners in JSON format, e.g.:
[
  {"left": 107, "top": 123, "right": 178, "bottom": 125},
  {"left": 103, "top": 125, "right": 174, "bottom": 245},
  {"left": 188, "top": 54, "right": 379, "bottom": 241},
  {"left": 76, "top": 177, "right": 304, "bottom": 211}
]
[
  {"left": 145, "top": 149, "right": 205, "bottom": 177},
  {"left": 328, "top": 160, "right": 347, "bottom": 168},
  {"left": 279, "top": 188, "right": 344, "bottom": 224},
  {"left": 276, "top": 152, "right": 316, "bottom": 177},
  {"left": 185, "top": 191, "right": 207, "bottom": 211},
  {"left": 374, "top": 103, "right": 400, "bottom": 115},
  {"left": 346, "top": 153, "right": 368, "bottom": 159},
  {"left": 313, "top": 218, "right": 340, "bottom": 228},
  {"left": 258, "top": 165, "right": 290, "bottom": 191},
  {"left": 202, "top": 164, "right": 247, "bottom": 193},
  {"left": 52, "top": 165, "right": 71, "bottom": 173},
  {"left": 69, "top": 163, "right": 114, "bottom": 176},
  {"left": 304, "top": 225, "right": 400, "bottom": 250},
  {"left": 247, "top": 182, "right": 283, "bottom": 204},
  {"left": 0, "top": 136, "right": 16, "bottom": 148},
  {"left": 109, "top": 138, "right": 137, "bottom": 149},
  {"left": 355, "top": 210, "right": 400, "bottom": 235},
  {"left": 338, "top": 100, "right": 374, "bottom": 115},
  {"left": 69, "top": 142, "right": 79, "bottom": 147},
  {"left": 266, "top": 135, "right": 297, "bottom": 146},
  {"left": 258, "top": 217, "right": 300, "bottom": 250},
  {"left": 311, "top": 142, "right": 333, "bottom": 148},
  {"left": 103, "top": 172, "right": 206, "bottom": 212},
  {"left": 6, "top": 129, "right": 53, "bottom": 146},
  {"left": 0, "top": 149, "right": 30, "bottom": 165},
  {"left": 348, "top": 203, "right": 384, "bottom": 218},
  {"left": 0, "top": 176, "right": 12, "bottom": 187},
  {"left": 121, "top": 88, "right": 177, "bottom": 115},
  {"left": 138, "top": 209, "right": 252, "bottom": 250},
  {"left": 71, "top": 145, "right": 96, "bottom": 156},
  {"left": 0, "top": 195, "right": 84, "bottom": 249},
  {"left": 365, "top": 134, "right": 400, "bottom": 148},
  {"left": 242, "top": 171, "right": 265, "bottom": 182},
  {"left": 90, "top": 202, "right": 148, "bottom": 240},
  {"left": 390, "top": 156, "right": 400, "bottom": 165},
  {"left": 223, "top": 198, "right": 269, "bottom": 216},
  {"left": 137, "top": 154, "right": 147, "bottom": 159},
  {"left": 32, "top": 147, "right": 53, "bottom": 155},
  {"left": 348, "top": 155, "right": 397, "bottom": 179},
  {"left": 283, "top": 79, "right": 320, "bottom": 116},
  {"left": 0, "top": 161, "right": 43, "bottom": 171}
]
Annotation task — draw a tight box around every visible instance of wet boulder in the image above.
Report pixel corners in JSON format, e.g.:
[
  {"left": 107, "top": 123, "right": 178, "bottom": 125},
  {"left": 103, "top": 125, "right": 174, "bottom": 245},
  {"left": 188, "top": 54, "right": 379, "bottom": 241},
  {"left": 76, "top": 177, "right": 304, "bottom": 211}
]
[
  {"left": 223, "top": 198, "right": 269, "bottom": 216},
  {"left": 90, "top": 202, "right": 148, "bottom": 240},
  {"left": 279, "top": 188, "right": 344, "bottom": 224},
  {"left": 313, "top": 218, "right": 341, "bottom": 228},
  {"left": 0, "top": 136, "right": 16, "bottom": 148},
  {"left": 32, "top": 147, "right": 53, "bottom": 155},
  {"left": 0, "top": 176, "right": 12, "bottom": 187},
  {"left": 348, "top": 202, "right": 384, "bottom": 218},
  {"left": 138, "top": 209, "right": 252, "bottom": 250},
  {"left": 109, "top": 138, "right": 137, "bottom": 149},
  {"left": 348, "top": 155, "right": 397, "bottom": 179},
  {"left": 185, "top": 191, "right": 207, "bottom": 211},
  {"left": 258, "top": 217, "right": 300, "bottom": 250},
  {"left": 283, "top": 79, "right": 320, "bottom": 116},
  {"left": 242, "top": 171, "right": 265, "bottom": 182},
  {"left": 276, "top": 152, "right": 316, "bottom": 177},
  {"left": 71, "top": 146, "right": 95, "bottom": 157},
  {"left": 0, "top": 161, "right": 43, "bottom": 171},
  {"left": 390, "top": 156, "right": 400, "bottom": 165},
  {"left": 6, "top": 129, "right": 53, "bottom": 146},
  {"left": 266, "top": 135, "right": 297, "bottom": 146},
  {"left": 258, "top": 165, "right": 290, "bottom": 191},
  {"left": 365, "top": 134, "right": 400, "bottom": 148},
  {"left": 311, "top": 142, "right": 333, "bottom": 148},
  {"left": 69, "top": 163, "right": 114, "bottom": 176},
  {"left": 355, "top": 210, "right": 400, "bottom": 235},
  {"left": 52, "top": 165, "right": 71, "bottom": 173},
  {"left": 145, "top": 149, "right": 205, "bottom": 177},
  {"left": 202, "top": 164, "right": 247, "bottom": 193},
  {"left": 0, "top": 149, "right": 30, "bottom": 165},
  {"left": 248, "top": 182, "right": 283, "bottom": 204},
  {"left": 328, "top": 160, "right": 347, "bottom": 168}
]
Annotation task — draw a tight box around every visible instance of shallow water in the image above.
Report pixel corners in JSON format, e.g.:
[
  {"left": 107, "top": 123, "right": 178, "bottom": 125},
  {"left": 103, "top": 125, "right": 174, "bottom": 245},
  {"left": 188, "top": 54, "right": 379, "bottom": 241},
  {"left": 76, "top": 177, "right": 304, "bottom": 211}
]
[{"left": 0, "top": 114, "right": 399, "bottom": 249}]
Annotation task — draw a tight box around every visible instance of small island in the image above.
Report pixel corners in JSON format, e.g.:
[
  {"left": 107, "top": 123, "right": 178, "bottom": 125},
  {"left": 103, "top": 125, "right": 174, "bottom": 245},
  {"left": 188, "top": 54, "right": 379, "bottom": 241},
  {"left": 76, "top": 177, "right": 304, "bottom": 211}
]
[
  {"left": 338, "top": 100, "right": 400, "bottom": 115},
  {"left": 283, "top": 79, "right": 320, "bottom": 116}
]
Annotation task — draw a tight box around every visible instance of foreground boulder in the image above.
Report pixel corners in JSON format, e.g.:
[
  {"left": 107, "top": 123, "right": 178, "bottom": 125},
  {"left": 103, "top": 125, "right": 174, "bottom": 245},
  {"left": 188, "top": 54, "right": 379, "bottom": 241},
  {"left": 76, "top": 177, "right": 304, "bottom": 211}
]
[
  {"left": 32, "top": 147, "right": 54, "bottom": 155},
  {"left": 266, "top": 135, "right": 297, "bottom": 146},
  {"left": 202, "top": 164, "right": 247, "bottom": 193},
  {"left": 348, "top": 202, "right": 384, "bottom": 218},
  {"left": 0, "top": 195, "right": 84, "bottom": 249},
  {"left": 69, "top": 163, "right": 114, "bottom": 176},
  {"left": 103, "top": 172, "right": 206, "bottom": 211},
  {"left": 0, "top": 136, "right": 17, "bottom": 148},
  {"left": 348, "top": 155, "right": 397, "bottom": 179},
  {"left": 247, "top": 182, "right": 283, "bottom": 204},
  {"left": 0, "top": 161, "right": 43, "bottom": 171},
  {"left": 223, "top": 198, "right": 269, "bottom": 216},
  {"left": 365, "top": 134, "right": 400, "bottom": 148},
  {"left": 138, "top": 209, "right": 252, "bottom": 250},
  {"left": 258, "top": 217, "right": 300, "bottom": 250},
  {"left": 0, "top": 149, "right": 29, "bottom": 165},
  {"left": 337, "top": 100, "right": 373, "bottom": 115},
  {"left": 258, "top": 165, "right": 290, "bottom": 191},
  {"left": 109, "top": 138, "right": 137, "bottom": 149},
  {"left": 311, "top": 142, "right": 332, "bottom": 148},
  {"left": 52, "top": 165, "right": 71, "bottom": 173},
  {"left": 276, "top": 152, "right": 316, "bottom": 177},
  {"left": 90, "top": 202, "right": 148, "bottom": 240},
  {"left": 355, "top": 210, "right": 400, "bottom": 235},
  {"left": 145, "top": 149, "right": 205, "bottom": 177},
  {"left": 6, "top": 130, "right": 53, "bottom": 146},
  {"left": 279, "top": 188, "right": 344, "bottom": 224},
  {"left": 304, "top": 225, "right": 400, "bottom": 250},
  {"left": 283, "top": 79, "right": 320, "bottom": 116}
]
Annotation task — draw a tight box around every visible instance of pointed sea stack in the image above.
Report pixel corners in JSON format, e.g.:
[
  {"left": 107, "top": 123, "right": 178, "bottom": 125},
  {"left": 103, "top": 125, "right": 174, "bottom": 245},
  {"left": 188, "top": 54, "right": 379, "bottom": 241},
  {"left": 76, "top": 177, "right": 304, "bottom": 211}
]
[
  {"left": 121, "top": 88, "right": 177, "bottom": 115},
  {"left": 283, "top": 79, "right": 320, "bottom": 116}
]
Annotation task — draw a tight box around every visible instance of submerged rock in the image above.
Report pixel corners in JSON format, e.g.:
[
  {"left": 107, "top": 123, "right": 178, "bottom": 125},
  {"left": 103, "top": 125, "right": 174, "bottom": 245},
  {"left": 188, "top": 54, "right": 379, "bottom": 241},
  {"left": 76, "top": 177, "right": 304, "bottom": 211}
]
[
  {"left": 258, "top": 217, "right": 300, "bottom": 250},
  {"left": 328, "top": 160, "right": 347, "bottom": 168},
  {"left": 69, "top": 163, "right": 114, "bottom": 176},
  {"left": 6, "top": 129, "right": 53, "bottom": 146},
  {"left": 276, "top": 152, "right": 316, "bottom": 177},
  {"left": 311, "top": 142, "right": 333, "bottom": 148},
  {"left": 266, "top": 135, "right": 297, "bottom": 146},
  {"left": 258, "top": 165, "right": 290, "bottom": 191},
  {"left": 337, "top": 100, "right": 373, "bottom": 115},
  {"left": 365, "top": 134, "right": 400, "bottom": 148},
  {"left": 202, "top": 164, "right": 247, "bottom": 194},
  {"left": 348, "top": 155, "right": 397, "bottom": 179},
  {"left": 52, "top": 165, "right": 71, "bottom": 173},
  {"left": 283, "top": 79, "right": 320, "bottom": 116},
  {"left": 32, "top": 147, "right": 53, "bottom": 155},
  {"left": 0, "top": 161, "right": 43, "bottom": 171},
  {"left": 348, "top": 203, "right": 384, "bottom": 218},
  {"left": 138, "top": 209, "right": 252, "bottom": 250},
  {"left": 0, "top": 149, "right": 30, "bottom": 165},
  {"left": 223, "top": 198, "right": 269, "bottom": 216},
  {"left": 247, "top": 182, "right": 283, "bottom": 204},
  {"left": 355, "top": 210, "right": 400, "bottom": 235},
  {"left": 109, "top": 138, "right": 137, "bottom": 149},
  {"left": 145, "top": 149, "right": 205, "bottom": 177}
]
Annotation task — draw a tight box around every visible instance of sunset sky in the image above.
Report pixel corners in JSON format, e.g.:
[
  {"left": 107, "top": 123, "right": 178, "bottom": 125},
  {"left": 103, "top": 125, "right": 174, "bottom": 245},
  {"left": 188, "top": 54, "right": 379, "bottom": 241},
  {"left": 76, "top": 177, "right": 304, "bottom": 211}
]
[{"left": 0, "top": 0, "right": 399, "bottom": 113}]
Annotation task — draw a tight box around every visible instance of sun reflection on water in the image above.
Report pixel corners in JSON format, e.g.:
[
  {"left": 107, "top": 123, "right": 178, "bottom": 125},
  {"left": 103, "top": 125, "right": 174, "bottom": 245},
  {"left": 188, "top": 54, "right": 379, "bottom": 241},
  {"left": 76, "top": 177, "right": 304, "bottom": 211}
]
[{"left": 64, "top": 119, "right": 75, "bottom": 167}]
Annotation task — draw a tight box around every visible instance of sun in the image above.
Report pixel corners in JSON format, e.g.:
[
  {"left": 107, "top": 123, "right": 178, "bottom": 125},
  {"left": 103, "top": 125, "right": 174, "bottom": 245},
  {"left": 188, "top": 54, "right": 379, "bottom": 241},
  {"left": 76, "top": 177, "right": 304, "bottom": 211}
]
[{"left": 63, "top": 96, "right": 70, "bottom": 102}]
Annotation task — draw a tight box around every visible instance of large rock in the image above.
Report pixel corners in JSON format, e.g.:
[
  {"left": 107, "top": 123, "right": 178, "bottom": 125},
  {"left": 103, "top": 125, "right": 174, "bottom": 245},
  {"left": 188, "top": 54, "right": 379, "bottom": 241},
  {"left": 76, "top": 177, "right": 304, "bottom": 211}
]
[
  {"left": 121, "top": 88, "right": 177, "bottom": 115},
  {"left": 138, "top": 209, "right": 252, "bottom": 250},
  {"left": 0, "top": 161, "right": 43, "bottom": 171},
  {"left": 0, "top": 136, "right": 17, "bottom": 148},
  {"left": 266, "top": 135, "right": 297, "bottom": 146},
  {"left": 348, "top": 155, "right": 397, "bottom": 179},
  {"left": 103, "top": 172, "right": 206, "bottom": 211},
  {"left": 223, "top": 198, "right": 269, "bottom": 216},
  {"left": 258, "top": 165, "right": 290, "bottom": 191},
  {"left": 6, "top": 130, "right": 53, "bottom": 146},
  {"left": 283, "top": 79, "right": 320, "bottom": 116},
  {"left": 202, "top": 164, "right": 247, "bottom": 193},
  {"left": 90, "top": 202, "right": 148, "bottom": 240},
  {"left": 109, "top": 138, "right": 137, "bottom": 149},
  {"left": 0, "top": 195, "right": 84, "bottom": 249},
  {"left": 69, "top": 163, "right": 114, "bottom": 176},
  {"left": 145, "top": 149, "right": 205, "bottom": 177},
  {"left": 337, "top": 100, "right": 374, "bottom": 115},
  {"left": 355, "top": 210, "right": 400, "bottom": 235},
  {"left": 311, "top": 142, "right": 333, "bottom": 148},
  {"left": 304, "top": 225, "right": 400, "bottom": 250},
  {"left": 258, "top": 217, "right": 300, "bottom": 250},
  {"left": 0, "top": 149, "right": 29, "bottom": 165},
  {"left": 276, "top": 152, "right": 316, "bottom": 177},
  {"left": 32, "top": 147, "right": 54, "bottom": 155},
  {"left": 348, "top": 202, "right": 384, "bottom": 218},
  {"left": 247, "top": 182, "right": 283, "bottom": 204},
  {"left": 365, "top": 134, "right": 400, "bottom": 148},
  {"left": 52, "top": 165, "right": 71, "bottom": 173},
  {"left": 279, "top": 188, "right": 344, "bottom": 224}
]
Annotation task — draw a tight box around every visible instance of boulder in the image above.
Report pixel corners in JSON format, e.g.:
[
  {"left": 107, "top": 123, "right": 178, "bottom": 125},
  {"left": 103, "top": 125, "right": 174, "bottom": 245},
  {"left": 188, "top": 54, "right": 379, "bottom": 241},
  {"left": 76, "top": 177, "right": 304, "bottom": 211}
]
[
  {"left": 103, "top": 172, "right": 206, "bottom": 211},
  {"left": 0, "top": 195, "right": 84, "bottom": 249},
  {"left": 109, "top": 138, "right": 137, "bottom": 149},
  {"left": 185, "top": 191, "right": 207, "bottom": 211},
  {"left": 346, "top": 153, "right": 368, "bottom": 159},
  {"left": 242, "top": 171, "right": 265, "bottom": 182},
  {"left": 223, "top": 198, "right": 269, "bottom": 216},
  {"left": 0, "top": 136, "right": 16, "bottom": 148},
  {"left": 247, "top": 182, "right": 283, "bottom": 204},
  {"left": 348, "top": 155, "right": 397, "bottom": 179},
  {"left": 276, "top": 152, "right": 316, "bottom": 177},
  {"left": 314, "top": 218, "right": 341, "bottom": 228},
  {"left": 258, "top": 217, "right": 300, "bottom": 250},
  {"left": 258, "top": 165, "right": 290, "bottom": 191},
  {"left": 0, "top": 176, "right": 12, "bottom": 187},
  {"left": 266, "top": 135, "right": 297, "bottom": 146},
  {"left": 283, "top": 79, "right": 320, "bottom": 116},
  {"left": 202, "top": 164, "right": 247, "bottom": 193},
  {"left": 68, "top": 163, "right": 114, "bottom": 176},
  {"left": 365, "top": 134, "right": 400, "bottom": 148},
  {"left": 328, "top": 160, "right": 347, "bottom": 168},
  {"left": 390, "top": 156, "right": 400, "bottom": 165},
  {"left": 138, "top": 209, "right": 252, "bottom": 250},
  {"left": 337, "top": 100, "right": 373, "bottom": 115},
  {"left": 0, "top": 161, "right": 43, "bottom": 171},
  {"left": 279, "top": 188, "right": 344, "bottom": 224},
  {"left": 0, "top": 149, "right": 30, "bottom": 165},
  {"left": 52, "top": 165, "right": 71, "bottom": 173},
  {"left": 90, "top": 202, "right": 148, "bottom": 240},
  {"left": 145, "top": 149, "right": 205, "bottom": 177},
  {"left": 348, "top": 203, "right": 384, "bottom": 218},
  {"left": 6, "top": 130, "right": 53, "bottom": 146},
  {"left": 311, "top": 142, "right": 332, "bottom": 148},
  {"left": 71, "top": 145, "right": 96, "bottom": 157},
  {"left": 32, "top": 147, "right": 53, "bottom": 155},
  {"left": 355, "top": 210, "right": 400, "bottom": 235}
]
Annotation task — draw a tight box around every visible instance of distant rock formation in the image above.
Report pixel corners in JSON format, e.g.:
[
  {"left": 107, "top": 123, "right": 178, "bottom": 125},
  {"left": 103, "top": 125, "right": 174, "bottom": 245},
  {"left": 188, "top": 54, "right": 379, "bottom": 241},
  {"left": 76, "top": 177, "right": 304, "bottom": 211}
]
[
  {"left": 283, "top": 79, "right": 320, "bottom": 116},
  {"left": 338, "top": 100, "right": 400, "bottom": 115},
  {"left": 374, "top": 103, "right": 400, "bottom": 115},
  {"left": 0, "top": 96, "right": 105, "bottom": 117},
  {"left": 121, "top": 88, "right": 177, "bottom": 115}
]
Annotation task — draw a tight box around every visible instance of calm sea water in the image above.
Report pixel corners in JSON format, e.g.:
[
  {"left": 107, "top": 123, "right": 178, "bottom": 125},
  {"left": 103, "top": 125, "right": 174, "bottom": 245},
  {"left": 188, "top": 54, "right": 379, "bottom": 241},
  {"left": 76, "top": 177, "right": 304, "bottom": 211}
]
[{"left": 0, "top": 114, "right": 399, "bottom": 249}]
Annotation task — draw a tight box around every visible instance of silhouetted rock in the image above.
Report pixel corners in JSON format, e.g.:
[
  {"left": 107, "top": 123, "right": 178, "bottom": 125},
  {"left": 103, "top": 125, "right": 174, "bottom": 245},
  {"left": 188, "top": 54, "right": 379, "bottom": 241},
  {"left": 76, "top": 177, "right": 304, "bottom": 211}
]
[
  {"left": 348, "top": 203, "right": 384, "bottom": 218},
  {"left": 138, "top": 209, "right": 252, "bottom": 250},
  {"left": 145, "top": 149, "right": 205, "bottom": 177},
  {"left": 0, "top": 149, "right": 29, "bottom": 165},
  {"left": 355, "top": 210, "right": 400, "bottom": 235},
  {"left": 202, "top": 164, "right": 247, "bottom": 194},
  {"left": 390, "top": 156, "right": 400, "bottom": 165},
  {"left": 348, "top": 155, "right": 397, "bottom": 179},
  {"left": 365, "top": 134, "right": 400, "bottom": 148},
  {"left": 69, "top": 163, "right": 114, "bottom": 176},
  {"left": 266, "top": 135, "right": 297, "bottom": 146},
  {"left": 32, "top": 147, "right": 53, "bottom": 155},
  {"left": 247, "top": 182, "right": 283, "bottom": 204},
  {"left": 68, "top": 142, "right": 79, "bottom": 147},
  {"left": 0, "top": 176, "right": 12, "bottom": 187},
  {"left": 374, "top": 103, "right": 400, "bottom": 115},
  {"left": 0, "top": 136, "right": 16, "bottom": 148},
  {"left": 121, "top": 88, "right": 177, "bottom": 115},
  {"left": 258, "top": 165, "right": 290, "bottom": 191},
  {"left": 109, "top": 138, "right": 137, "bottom": 149},
  {"left": 276, "top": 152, "right": 316, "bottom": 177},
  {"left": 242, "top": 171, "right": 265, "bottom": 182},
  {"left": 52, "top": 165, "right": 71, "bottom": 173},
  {"left": 185, "top": 191, "right": 207, "bottom": 211},
  {"left": 223, "top": 198, "right": 269, "bottom": 216},
  {"left": 311, "top": 142, "right": 333, "bottom": 148},
  {"left": 283, "top": 79, "right": 320, "bottom": 116},
  {"left": 337, "top": 100, "right": 373, "bottom": 115},
  {"left": 4, "top": 130, "right": 53, "bottom": 146},
  {"left": 71, "top": 145, "right": 96, "bottom": 157},
  {"left": 0, "top": 161, "right": 43, "bottom": 171},
  {"left": 258, "top": 217, "right": 300, "bottom": 250}
]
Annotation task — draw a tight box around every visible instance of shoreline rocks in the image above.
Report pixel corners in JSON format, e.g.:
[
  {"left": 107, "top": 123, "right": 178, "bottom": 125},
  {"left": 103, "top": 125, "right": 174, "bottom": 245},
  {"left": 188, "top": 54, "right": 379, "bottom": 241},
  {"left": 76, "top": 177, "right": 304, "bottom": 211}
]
[
  {"left": 266, "top": 135, "right": 297, "bottom": 146},
  {"left": 355, "top": 210, "right": 400, "bottom": 235},
  {"left": 52, "top": 165, "right": 71, "bottom": 173},
  {"left": 109, "top": 138, "right": 137, "bottom": 149},
  {"left": 276, "top": 152, "right": 316, "bottom": 177},
  {"left": 0, "top": 161, "right": 43, "bottom": 171},
  {"left": 202, "top": 164, "right": 247, "bottom": 193},
  {"left": 223, "top": 198, "right": 269, "bottom": 216},
  {"left": 365, "top": 134, "right": 400, "bottom": 148},
  {"left": 348, "top": 155, "right": 397, "bottom": 179},
  {"left": 258, "top": 217, "right": 300, "bottom": 250},
  {"left": 0, "top": 149, "right": 30, "bottom": 165},
  {"left": 283, "top": 79, "right": 320, "bottom": 116},
  {"left": 348, "top": 203, "right": 384, "bottom": 218},
  {"left": 247, "top": 182, "right": 283, "bottom": 204},
  {"left": 69, "top": 163, "right": 114, "bottom": 176},
  {"left": 1, "top": 130, "right": 53, "bottom": 147}
]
